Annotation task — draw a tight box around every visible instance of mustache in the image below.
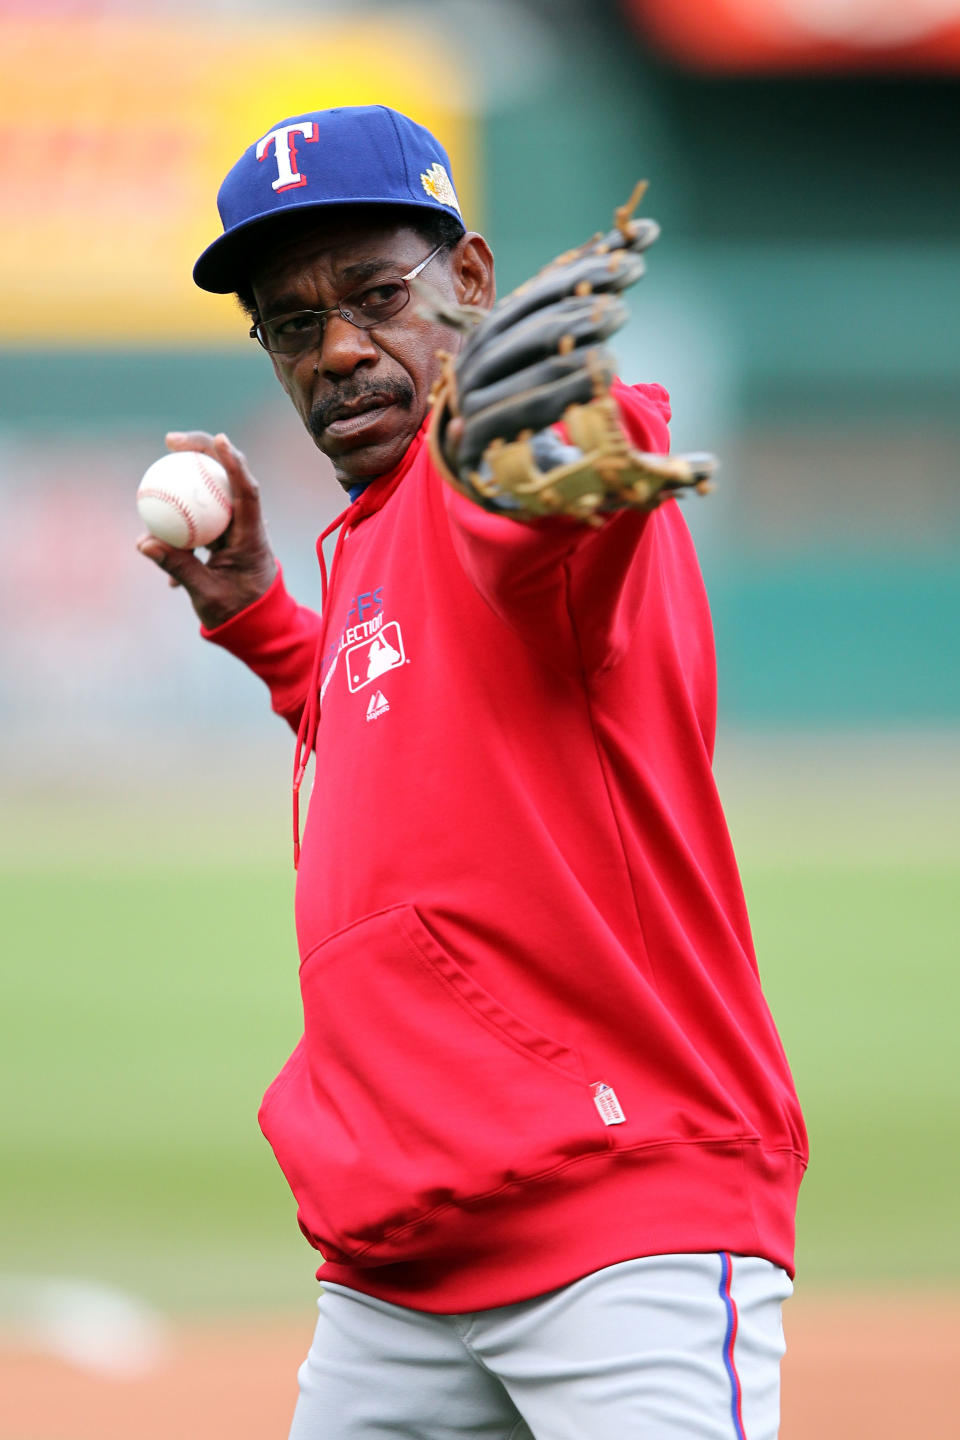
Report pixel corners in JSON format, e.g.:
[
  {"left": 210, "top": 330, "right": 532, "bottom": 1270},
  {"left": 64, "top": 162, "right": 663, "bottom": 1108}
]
[{"left": 308, "top": 377, "right": 416, "bottom": 440}]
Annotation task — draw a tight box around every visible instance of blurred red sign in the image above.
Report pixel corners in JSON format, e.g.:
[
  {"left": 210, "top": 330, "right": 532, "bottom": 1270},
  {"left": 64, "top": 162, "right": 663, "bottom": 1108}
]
[{"left": 622, "top": 0, "right": 960, "bottom": 72}]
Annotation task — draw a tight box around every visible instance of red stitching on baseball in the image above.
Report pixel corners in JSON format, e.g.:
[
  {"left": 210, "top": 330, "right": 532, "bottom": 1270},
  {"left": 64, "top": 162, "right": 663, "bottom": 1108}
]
[
  {"left": 139, "top": 487, "right": 198, "bottom": 548},
  {"left": 195, "top": 457, "right": 233, "bottom": 514}
]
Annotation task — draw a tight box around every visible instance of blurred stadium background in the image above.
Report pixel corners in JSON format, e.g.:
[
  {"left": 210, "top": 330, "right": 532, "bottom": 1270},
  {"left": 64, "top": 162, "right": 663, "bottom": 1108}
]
[{"left": 1, "top": 0, "right": 957, "bottom": 1435}]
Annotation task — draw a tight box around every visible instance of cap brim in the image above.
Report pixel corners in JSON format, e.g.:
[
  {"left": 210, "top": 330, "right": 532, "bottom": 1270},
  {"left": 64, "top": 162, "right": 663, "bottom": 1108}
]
[{"left": 193, "top": 198, "right": 466, "bottom": 295}]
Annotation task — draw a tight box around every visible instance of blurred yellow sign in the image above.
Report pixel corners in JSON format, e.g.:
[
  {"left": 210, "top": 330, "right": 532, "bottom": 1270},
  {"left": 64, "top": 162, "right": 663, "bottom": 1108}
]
[{"left": 1, "top": 18, "right": 475, "bottom": 346}]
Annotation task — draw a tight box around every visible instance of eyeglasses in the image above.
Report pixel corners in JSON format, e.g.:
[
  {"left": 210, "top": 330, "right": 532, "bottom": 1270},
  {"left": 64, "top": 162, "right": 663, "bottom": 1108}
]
[{"left": 249, "top": 243, "right": 446, "bottom": 357}]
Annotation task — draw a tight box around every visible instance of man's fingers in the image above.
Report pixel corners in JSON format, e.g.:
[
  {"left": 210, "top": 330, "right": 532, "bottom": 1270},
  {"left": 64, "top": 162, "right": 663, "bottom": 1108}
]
[
  {"left": 136, "top": 448, "right": 276, "bottom": 627},
  {"left": 166, "top": 428, "right": 249, "bottom": 482},
  {"left": 136, "top": 537, "right": 170, "bottom": 565},
  {"left": 163, "top": 429, "right": 265, "bottom": 545},
  {"left": 165, "top": 429, "right": 218, "bottom": 455},
  {"left": 211, "top": 432, "right": 265, "bottom": 539},
  {"left": 136, "top": 536, "right": 212, "bottom": 593}
]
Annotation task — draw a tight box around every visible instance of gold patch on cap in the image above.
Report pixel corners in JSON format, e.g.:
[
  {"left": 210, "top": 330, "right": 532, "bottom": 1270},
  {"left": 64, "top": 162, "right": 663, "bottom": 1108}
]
[{"left": 420, "top": 162, "right": 461, "bottom": 216}]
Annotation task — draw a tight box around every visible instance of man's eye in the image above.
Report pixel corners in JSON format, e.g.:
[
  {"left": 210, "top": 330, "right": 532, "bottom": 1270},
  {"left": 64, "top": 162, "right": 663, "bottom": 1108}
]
[
  {"left": 274, "top": 313, "right": 320, "bottom": 336},
  {"left": 354, "top": 282, "right": 404, "bottom": 311}
]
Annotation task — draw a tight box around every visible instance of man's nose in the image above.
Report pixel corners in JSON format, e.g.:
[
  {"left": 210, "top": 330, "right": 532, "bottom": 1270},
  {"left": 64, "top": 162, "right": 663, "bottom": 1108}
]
[{"left": 316, "top": 313, "right": 380, "bottom": 377}]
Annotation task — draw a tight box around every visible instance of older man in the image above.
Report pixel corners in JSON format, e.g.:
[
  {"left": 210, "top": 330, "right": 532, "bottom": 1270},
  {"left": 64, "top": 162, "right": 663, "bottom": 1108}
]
[{"left": 138, "top": 105, "right": 806, "bottom": 1440}]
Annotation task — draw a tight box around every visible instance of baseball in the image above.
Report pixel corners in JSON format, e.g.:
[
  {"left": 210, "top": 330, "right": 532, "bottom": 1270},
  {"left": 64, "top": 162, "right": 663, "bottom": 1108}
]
[{"left": 136, "top": 451, "right": 234, "bottom": 549}]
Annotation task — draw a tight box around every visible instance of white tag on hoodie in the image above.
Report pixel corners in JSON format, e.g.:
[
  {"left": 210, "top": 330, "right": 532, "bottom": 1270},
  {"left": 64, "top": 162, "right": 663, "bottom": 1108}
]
[{"left": 591, "top": 1081, "right": 626, "bottom": 1126}]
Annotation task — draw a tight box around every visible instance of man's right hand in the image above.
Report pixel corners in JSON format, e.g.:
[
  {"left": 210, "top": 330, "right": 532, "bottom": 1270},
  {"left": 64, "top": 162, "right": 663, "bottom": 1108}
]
[{"left": 136, "top": 431, "right": 278, "bottom": 631}]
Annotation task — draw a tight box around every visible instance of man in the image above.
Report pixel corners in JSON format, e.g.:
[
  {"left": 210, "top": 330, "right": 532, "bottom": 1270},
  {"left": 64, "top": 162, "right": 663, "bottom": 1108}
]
[{"left": 138, "top": 105, "right": 806, "bottom": 1439}]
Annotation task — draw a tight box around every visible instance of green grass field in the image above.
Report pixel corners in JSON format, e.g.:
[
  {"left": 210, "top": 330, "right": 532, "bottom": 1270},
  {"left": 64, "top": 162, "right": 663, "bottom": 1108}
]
[{"left": 3, "top": 748, "right": 957, "bottom": 1313}]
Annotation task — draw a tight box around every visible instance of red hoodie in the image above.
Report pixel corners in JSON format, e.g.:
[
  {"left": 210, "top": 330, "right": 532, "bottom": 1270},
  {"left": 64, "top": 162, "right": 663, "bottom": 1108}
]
[{"left": 205, "top": 381, "right": 807, "bottom": 1313}]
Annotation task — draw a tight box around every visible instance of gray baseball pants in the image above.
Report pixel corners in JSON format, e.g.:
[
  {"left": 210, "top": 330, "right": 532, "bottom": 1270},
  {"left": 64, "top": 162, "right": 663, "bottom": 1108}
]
[{"left": 287, "top": 1252, "right": 792, "bottom": 1438}]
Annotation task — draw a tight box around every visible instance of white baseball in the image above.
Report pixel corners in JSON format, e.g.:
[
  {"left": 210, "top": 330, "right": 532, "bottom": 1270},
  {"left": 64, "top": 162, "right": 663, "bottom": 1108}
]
[{"left": 136, "top": 451, "right": 234, "bottom": 549}]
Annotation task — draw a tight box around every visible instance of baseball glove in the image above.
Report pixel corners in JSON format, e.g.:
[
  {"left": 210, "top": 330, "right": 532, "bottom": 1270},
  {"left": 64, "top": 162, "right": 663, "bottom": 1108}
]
[{"left": 423, "top": 184, "right": 716, "bottom": 523}]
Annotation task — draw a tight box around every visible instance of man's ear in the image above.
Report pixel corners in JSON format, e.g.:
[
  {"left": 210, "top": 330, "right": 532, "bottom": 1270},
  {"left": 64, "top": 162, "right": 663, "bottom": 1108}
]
[{"left": 453, "top": 232, "right": 496, "bottom": 310}]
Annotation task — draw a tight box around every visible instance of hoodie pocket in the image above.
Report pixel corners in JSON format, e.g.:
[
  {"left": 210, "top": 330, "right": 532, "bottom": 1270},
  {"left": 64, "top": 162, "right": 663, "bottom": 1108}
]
[{"left": 259, "top": 904, "right": 607, "bottom": 1265}]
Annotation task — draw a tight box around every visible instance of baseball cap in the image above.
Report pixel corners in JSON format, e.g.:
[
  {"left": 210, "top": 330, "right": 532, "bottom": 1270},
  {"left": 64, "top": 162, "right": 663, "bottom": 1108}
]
[{"left": 193, "top": 104, "right": 465, "bottom": 294}]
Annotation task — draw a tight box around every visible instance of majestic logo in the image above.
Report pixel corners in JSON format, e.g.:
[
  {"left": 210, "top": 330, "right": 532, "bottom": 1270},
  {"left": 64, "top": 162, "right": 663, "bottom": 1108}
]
[
  {"left": 346, "top": 621, "right": 406, "bottom": 693},
  {"left": 420, "top": 162, "right": 461, "bottom": 216},
  {"left": 366, "top": 690, "right": 390, "bottom": 722},
  {"left": 256, "top": 122, "right": 319, "bottom": 193}
]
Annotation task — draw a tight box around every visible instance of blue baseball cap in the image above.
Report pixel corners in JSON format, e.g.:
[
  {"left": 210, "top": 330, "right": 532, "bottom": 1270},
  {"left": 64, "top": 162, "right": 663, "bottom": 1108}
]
[{"left": 193, "top": 104, "right": 465, "bottom": 294}]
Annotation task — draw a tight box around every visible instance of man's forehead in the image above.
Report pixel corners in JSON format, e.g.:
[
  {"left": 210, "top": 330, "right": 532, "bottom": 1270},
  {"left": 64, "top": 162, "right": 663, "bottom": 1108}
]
[{"left": 250, "top": 216, "right": 426, "bottom": 294}]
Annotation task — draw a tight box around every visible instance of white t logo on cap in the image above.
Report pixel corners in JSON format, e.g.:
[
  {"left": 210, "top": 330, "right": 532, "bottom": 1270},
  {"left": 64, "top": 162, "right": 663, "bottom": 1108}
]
[{"left": 256, "top": 122, "right": 320, "bottom": 193}]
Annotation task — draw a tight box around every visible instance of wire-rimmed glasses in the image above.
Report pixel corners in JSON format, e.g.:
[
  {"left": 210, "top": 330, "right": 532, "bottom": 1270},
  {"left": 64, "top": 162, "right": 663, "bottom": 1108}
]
[{"left": 249, "top": 244, "right": 446, "bottom": 357}]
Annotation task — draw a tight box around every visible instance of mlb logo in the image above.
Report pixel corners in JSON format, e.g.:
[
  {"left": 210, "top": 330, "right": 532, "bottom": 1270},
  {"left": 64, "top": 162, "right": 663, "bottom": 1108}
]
[{"left": 346, "top": 622, "right": 406, "bottom": 693}]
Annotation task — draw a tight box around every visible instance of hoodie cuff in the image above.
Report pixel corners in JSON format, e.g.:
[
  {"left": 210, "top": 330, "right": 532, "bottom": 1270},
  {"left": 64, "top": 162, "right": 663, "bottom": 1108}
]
[
  {"left": 200, "top": 566, "right": 297, "bottom": 655},
  {"left": 200, "top": 566, "right": 323, "bottom": 725}
]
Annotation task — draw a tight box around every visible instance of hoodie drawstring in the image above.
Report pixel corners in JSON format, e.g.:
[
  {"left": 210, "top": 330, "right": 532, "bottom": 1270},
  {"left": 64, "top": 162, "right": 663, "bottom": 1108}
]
[
  {"left": 289, "top": 441, "right": 419, "bottom": 868},
  {"left": 292, "top": 500, "right": 357, "bottom": 868}
]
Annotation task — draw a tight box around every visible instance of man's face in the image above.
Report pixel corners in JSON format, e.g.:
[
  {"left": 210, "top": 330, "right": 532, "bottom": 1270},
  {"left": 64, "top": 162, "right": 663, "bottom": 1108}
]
[{"left": 249, "top": 216, "right": 493, "bottom": 488}]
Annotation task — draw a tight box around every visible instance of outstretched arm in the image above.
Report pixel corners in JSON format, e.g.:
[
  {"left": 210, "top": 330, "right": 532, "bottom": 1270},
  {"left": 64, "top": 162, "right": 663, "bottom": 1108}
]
[{"left": 420, "top": 189, "right": 717, "bottom": 674}]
